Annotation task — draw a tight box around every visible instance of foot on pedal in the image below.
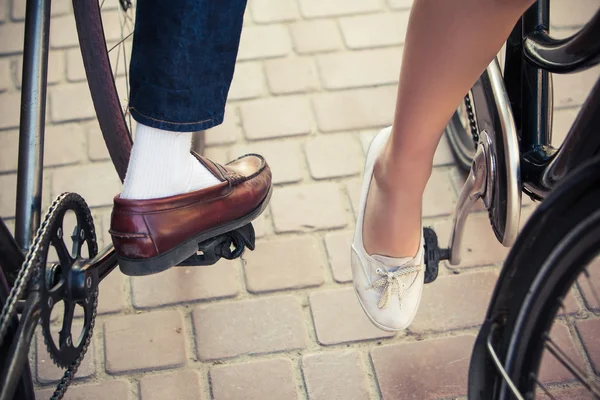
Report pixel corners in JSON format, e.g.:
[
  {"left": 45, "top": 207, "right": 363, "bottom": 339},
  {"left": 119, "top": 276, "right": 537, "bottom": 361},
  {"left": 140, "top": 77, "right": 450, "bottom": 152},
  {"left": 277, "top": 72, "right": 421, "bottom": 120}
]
[
  {"left": 423, "top": 227, "right": 449, "bottom": 284},
  {"left": 178, "top": 223, "right": 256, "bottom": 267}
]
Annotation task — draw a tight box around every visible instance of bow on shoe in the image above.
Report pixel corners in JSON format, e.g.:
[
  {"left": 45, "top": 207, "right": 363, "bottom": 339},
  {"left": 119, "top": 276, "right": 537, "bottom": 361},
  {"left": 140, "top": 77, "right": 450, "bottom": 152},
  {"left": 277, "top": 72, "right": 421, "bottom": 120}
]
[{"left": 371, "top": 265, "right": 423, "bottom": 309}]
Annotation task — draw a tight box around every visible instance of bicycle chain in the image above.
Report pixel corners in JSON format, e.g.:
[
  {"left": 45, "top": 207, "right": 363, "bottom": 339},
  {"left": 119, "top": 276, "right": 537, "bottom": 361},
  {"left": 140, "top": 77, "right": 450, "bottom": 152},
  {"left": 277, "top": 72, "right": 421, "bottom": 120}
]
[
  {"left": 49, "top": 288, "right": 98, "bottom": 400},
  {"left": 0, "top": 193, "right": 69, "bottom": 345},
  {"left": 0, "top": 192, "right": 98, "bottom": 400},
  {"left": 464, "top": 93, "right": 479, "bottom": 147}
]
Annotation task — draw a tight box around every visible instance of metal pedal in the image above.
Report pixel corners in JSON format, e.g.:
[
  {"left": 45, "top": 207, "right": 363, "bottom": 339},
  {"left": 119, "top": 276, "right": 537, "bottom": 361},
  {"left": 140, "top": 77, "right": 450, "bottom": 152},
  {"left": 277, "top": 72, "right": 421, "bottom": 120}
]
[
  {"left": 178, "top": 223, "right": 256, "bottom": 267},
  {"left": 423, "top": 227, "right": 449, "bottom": 284}
]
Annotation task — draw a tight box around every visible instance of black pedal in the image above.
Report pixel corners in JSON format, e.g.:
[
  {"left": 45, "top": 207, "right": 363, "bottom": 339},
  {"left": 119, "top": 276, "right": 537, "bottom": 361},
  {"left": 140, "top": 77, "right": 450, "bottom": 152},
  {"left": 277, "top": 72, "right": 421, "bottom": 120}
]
[
  {"left": 423, "top": 227, "right": 449, "bottom": 284},
  {"left": 178, "top": 224, "right": 256, "bottom": 267}
]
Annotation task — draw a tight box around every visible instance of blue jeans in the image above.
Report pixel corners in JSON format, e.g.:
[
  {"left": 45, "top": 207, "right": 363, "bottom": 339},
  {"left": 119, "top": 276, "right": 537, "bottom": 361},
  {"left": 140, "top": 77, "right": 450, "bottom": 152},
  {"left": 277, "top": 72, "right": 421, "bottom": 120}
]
[{"left": 128, "top": 0, "right": 247, "bottom": 132}]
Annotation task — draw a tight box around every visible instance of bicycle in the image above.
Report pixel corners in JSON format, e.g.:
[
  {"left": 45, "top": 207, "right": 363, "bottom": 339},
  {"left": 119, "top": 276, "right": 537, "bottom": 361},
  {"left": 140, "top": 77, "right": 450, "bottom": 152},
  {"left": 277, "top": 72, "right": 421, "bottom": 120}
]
[
  {"left": 0, "top": 1, "right": 246, "bottom": 399},
  {"left": 436, "top": 1, "right": 600, "bottom": 398},
  {"left": 1, "top": 0, "right": 599, "bottom": 399}
]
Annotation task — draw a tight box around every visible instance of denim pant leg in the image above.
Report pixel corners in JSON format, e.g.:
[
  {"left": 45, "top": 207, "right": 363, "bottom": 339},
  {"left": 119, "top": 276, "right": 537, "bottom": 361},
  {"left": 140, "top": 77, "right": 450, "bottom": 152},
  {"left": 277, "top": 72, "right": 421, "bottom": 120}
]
[{"left": 128, "top": 0, "right": 247, "bottom": 132}]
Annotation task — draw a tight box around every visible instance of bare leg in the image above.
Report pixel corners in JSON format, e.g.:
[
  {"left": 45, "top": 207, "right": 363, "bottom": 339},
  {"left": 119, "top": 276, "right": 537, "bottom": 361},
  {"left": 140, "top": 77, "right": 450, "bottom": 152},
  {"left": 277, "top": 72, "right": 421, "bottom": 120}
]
[{"left": 363, "top": 0, "right": 535, "bottom": 257}]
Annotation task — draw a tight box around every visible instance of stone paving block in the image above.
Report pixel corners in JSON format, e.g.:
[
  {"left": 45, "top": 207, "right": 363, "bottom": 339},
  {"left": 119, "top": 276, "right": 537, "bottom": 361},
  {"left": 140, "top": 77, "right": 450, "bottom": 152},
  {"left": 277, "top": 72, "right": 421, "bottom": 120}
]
[
  {"left": 306, "top": 134, "right": 363, "bottom": 179},
  {"left": 193, "top": 295, "right": 307, "bottom": 360},
  {"left": 140, "top": 370, "right": 204, "bottom": 400},
  {"left": 313, "top": 86, "right": 396, "bottom": 132},
  {"left": 324, "top": 230, "right": 354, "bottom": 283},
  {"left": 203, "top": 146, "right": 229, "bottom": 164},
  {"left": 557, "top": 287, "right": 581, "bottom": 315},
  {"left": 576, "top": 318, "right": 600, "bottom": 374},
  {"left": 0, "top": 58, "right": 11, "bottom": 91},
  {"left": 550, "top": 0, "right": 600, "bottom": 28},
  {"left": 423, "top": 168, "right": 456, "bottom": 217},
  {"left": 229, "top": 61, "right": 265, "bottom": 101},
  {"left": 265, "top": 57, "right": 319, "bottom": 94},
  {"left": 434, "top": 213, "right": 510, "bottom": 268},
  {"left": 130, "top": 261, "right": 240, "bottom": 308},
  {"left": 0, "top": 173, "right": 17, "bottom": 218},
  {"left": 0, "top": 91, "right": 21, "bottom": 129},
  {"left": 289, "top": 20, "right": 343, "bottom": 54},
  {"left": 539, "top": 322, "right": 585, "bottom": 383},
  {"left": 66, "top": 47, "right": 86, "bottom": 82},
  {"left": 302, "top": 350, "right": 370, "bottom": 400},
  {"left": 49, "top": 82, "right": 95, "bottom": 122},
  {"left": 49, "top": 14, "right": 78, "bottom": 48},
  {"left": 317, "top": 47, "right": 402, "bottom": 90},
  {"left": 578, "top": 256, "right": 600, "bottom": 311},
  {"left": 104, "top": 309, "right": 186, "bottom": 373},
  {"left": 538, "top": 386, "right": 596, "bottom": 400},
  {"left": 345, "top": 179, "right": 362, "bottom": 217},
  {"left": 310, "top": 287, "right": 395, "bottom": 345},
  {"left": 0, "top": 0, "right": 6, "bottom": 22},
  {"left": 299, "top": 0, "right": 381, "bottom": 18},
  {"left": 339, "top": 12, "right": 410, "bottom": 49},
  {"left": 243, "top": 236, "right": 325, "bottom": 293},
  {"left": 35, "top": 379, "right": 130, "bottom": 400},
  {"left": 250, "top": 0, "right": 299, "bottom": 23},
  {"left": 0, "top": 23, "right": 25, "bottom": 54},
  {"left": 229, "top": 139, "right": 304, "bottom": 184},
  {"left": 554, "top": 65, "right": 600, "bottom": 109},
  {"left": 87, "top": 123, "right": 111, "bottom": 161},
  {"left": 240, "top": 95, "right": 314, "bottom": 139},
  {"left": 51, "top": 162, "right": 121, "bottom": 207},
  {"left": 211, "top": 358, "right": 298, "bottom": 400},
  {"left": 409, "top": 270, "right": 498, "bottom": 333},
  {"left": 433, "top": 135, "right": 455, "bottom": 166},
  {"left": 270, "top": 182, "right": 349, "bottom": 233},
  {"left": 205, "top": 107, "right": 242, "bottom": 146},
  {"left": 371, "top": 334, "right": 474, "bottom": 400},
  {"left": 552, "top": 107, "right": 579, "bottom": 147},
  {"left": 388, "top": 0, "right": 414, "bottom": 9},
  {"left": 36, "top": 325, "right": 95, "bottom": 383},
  {"left": 43, "top": 123, "right": 86, "bottom": 167},
  {"left": 0, "top": 130, "right": 18, "bottom": 172},
  {"left": 97, "top": 269, "right": 126, "bottom": 314},
  {"left": 238, "top": 25, "right": 291, "bottom": 61}
]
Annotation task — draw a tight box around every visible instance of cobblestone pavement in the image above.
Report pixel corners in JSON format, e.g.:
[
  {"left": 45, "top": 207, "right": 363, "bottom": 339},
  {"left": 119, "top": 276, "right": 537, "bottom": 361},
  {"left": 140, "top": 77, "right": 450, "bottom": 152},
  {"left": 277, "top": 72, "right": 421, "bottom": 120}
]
[{"left": 1, "top": 0, "right": 600, "bottom": 399}]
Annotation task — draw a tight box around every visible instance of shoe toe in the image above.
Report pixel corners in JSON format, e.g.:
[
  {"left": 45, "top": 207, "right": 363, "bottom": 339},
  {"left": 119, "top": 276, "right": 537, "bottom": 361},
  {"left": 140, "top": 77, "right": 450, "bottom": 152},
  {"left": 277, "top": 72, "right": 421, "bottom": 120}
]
[{"left": 226, "top": 154, "right": 266, "bottom": 178}]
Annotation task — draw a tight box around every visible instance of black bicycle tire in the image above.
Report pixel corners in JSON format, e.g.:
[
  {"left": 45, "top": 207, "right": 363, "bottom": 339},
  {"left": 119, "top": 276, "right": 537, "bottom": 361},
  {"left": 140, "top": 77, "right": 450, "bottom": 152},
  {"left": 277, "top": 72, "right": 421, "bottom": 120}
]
[
  {"left": 502, "top": 204, "right": 600, "bottom": 398},
  {"left": 482, "top": 156, "right": 600, "bottom": 399},
  {"left": 72, "top": 0, "right": 132, "bottom": 182}
]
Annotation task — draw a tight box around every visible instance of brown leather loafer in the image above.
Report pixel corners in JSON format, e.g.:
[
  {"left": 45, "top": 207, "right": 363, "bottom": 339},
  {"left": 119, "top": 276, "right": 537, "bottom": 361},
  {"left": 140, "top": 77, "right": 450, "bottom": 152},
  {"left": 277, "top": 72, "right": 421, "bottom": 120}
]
[{"left": 110, "top": 153, "right": 272, "bottom": 276}]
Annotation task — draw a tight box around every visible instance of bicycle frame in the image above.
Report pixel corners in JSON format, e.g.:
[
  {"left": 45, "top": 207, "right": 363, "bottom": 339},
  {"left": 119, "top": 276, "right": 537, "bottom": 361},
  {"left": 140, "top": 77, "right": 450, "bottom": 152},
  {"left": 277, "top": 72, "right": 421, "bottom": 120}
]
[
  {"left": 505, "top": 0, "right": 600, "bottom": 199},
  {"left": 469, "top": 1, "right": 600, "bottom": 398},
  {"left": 0, "top": 0, "right": 120, "bottom": 397}
]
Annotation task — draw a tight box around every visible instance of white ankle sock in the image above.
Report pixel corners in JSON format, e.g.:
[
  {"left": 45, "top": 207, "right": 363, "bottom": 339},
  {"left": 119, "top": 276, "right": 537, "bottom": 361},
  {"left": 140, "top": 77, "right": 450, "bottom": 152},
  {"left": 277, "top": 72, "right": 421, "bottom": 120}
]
[{"left": 120, "top": 123, "right": 221, "bottom": 200}]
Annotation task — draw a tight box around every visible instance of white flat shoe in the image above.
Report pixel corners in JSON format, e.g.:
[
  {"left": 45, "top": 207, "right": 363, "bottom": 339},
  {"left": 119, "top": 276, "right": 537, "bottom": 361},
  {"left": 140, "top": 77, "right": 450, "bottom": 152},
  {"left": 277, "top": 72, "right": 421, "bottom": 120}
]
[{"left": 351, "top": 127, "right": 425, "bottom": 331}]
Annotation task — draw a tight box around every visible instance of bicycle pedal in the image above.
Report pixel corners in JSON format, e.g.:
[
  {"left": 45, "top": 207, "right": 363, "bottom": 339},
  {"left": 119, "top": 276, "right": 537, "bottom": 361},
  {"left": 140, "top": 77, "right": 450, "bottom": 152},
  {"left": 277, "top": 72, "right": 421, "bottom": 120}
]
[
  {"left": 178, "top": 224, "right": 256, "bottom": 267},
  {"left": 423, "top": 227, "right": 449, "bottom": 284}
]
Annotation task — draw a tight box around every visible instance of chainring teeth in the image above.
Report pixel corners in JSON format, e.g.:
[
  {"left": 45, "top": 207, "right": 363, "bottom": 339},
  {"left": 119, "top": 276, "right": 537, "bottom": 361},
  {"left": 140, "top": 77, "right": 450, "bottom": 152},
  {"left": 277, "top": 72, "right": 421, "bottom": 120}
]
[{"left": 37, "top": 193, "right": 99, "bottom": 369}]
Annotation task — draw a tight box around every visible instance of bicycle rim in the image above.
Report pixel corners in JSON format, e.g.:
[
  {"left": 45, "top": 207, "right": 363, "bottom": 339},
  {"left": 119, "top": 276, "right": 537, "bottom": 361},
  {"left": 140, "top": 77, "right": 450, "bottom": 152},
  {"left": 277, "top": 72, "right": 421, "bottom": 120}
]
[
  {"left": 502, "top": 201, "right": 600, "bottom": 398},
  {"left": 72, "top": 0, "right": 135, "bottom": 182}
]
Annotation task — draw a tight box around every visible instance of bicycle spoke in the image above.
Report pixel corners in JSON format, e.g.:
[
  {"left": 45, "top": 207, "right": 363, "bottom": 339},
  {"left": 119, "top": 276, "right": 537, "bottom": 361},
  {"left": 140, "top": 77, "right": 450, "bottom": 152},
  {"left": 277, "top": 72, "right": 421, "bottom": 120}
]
[
  {"left": 544, "top": 334, "right": 600, "bottom": 397},
  {"left": 531, "top": 374, "right": 557, "bottom": 400},
  {"left": 107, "top": 32, "right": 133, "bottom": 54},
  {"left": 583, "top": 268, "right": 600, "bottom": 307},
  {"left": 118, "top": 7, "right": 133, "bottom": 132}
]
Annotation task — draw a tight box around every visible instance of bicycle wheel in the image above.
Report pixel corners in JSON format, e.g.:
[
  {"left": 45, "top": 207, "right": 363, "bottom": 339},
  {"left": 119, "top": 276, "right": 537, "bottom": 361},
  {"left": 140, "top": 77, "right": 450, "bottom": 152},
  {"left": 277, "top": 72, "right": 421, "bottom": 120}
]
[
  {"left": 495, "top": 160, "right": 600, "bottom": 398},
  {"left": 445, "top": 89, "right": 478, "bottom": 171}
]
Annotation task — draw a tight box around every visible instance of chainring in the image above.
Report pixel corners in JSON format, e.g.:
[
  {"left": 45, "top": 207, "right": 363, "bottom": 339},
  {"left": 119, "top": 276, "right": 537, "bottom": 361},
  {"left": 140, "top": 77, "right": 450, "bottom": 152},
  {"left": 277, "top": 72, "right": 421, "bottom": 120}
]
[{"left": 38, "top": 193, "right": 98, "bottom": 369}]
